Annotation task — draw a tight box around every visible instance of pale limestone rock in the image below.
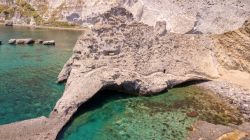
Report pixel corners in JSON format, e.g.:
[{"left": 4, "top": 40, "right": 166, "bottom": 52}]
[
  {"left": 0, "top": 7, "right": 250, "bottom": 140},
  {"left": 1, "top": 0, "right": 249, "bottom": 34},
  {"left": 43, "top": 40, "right": 55, "bottom": 45}
]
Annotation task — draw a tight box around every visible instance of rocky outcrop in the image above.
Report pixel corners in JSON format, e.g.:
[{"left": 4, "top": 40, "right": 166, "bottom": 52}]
[
  {"left": 8, "top": 38, "right": 35, "bottom": 44},
  {"left": 197, "top": 81, "right": 250, "bottom": 120},
  {"left": 4, "top": 20, "right": 13, "bottom": 26},
  {"left": 0, "top": 7, "right": 250, "bottom": 140},
  {"left": 8, "top": 39, "right": 16, "bottom": 44},
  {"left": 1, "top": 0, "right": 250, "bottom": 33},
  {"left": 54, "top": 7, "right": 250, "bottom": 127},
  {"left": 123, "top": 0, "right": 250, "bottom": 34},
  {"left": 43, "top": 40, "right": 55, "bottom": 45},
  {"left": 212, "top": 19, "right": 250, "bottom": 73},
  {"left": 187, "top": 121, "right": 250, "bottom": 140}
]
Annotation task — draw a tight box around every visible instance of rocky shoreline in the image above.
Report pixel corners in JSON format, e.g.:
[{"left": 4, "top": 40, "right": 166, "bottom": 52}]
[
  {"left": 197, "top": 81, "right": 250, "bottom": 120},
  {"left": 0, "top": 5, "right": 250, "bottom": 140},
  {"left": 0, "top": 23, "right": 86, "bottom": 31}
]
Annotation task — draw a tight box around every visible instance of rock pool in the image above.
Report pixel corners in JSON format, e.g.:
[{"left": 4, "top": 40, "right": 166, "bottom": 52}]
[{"left": 58, "top": 86, "right": 242, "bottom": 140}]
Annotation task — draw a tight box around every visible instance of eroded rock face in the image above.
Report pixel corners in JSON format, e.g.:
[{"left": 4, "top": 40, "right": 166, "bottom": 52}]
[
  {"left": 212, "top": 19, "right": 250, "bottom": 73},
  {"left": 1, "top": 0, "right": 249, "bottom": 34},
  {"left": 123, "top": 0, "right": 250, "bottom": 34},
  {"left": 0, "top": 6, "right": 250, "bottom": 140},
  {"left": 54, "top": 7, "right": 220, "bottom": 121},
  {"left": 54, "top": 7, "right": 250, "bottom": 131}
]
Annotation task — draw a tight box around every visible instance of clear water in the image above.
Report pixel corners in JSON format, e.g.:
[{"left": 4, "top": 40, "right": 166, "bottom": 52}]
[
  {"left": 0, "top": 26, "right": 243, "bottom": 140},
  {"left": 59, "top": 86, "right": 243, "bottom": 140},
  {"left": 0, "top": 25, "right": 81, "bottom": 125}
]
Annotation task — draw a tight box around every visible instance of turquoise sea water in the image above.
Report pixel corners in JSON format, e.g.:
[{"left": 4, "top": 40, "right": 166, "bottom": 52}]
[
  {"left": 0, "top": 25, "right": 81, "bottom": 124},
  {"left": 0, "top": 26, "right": 243, "bottom": 140},
  {"left": 58, "top": 86, "right": 242, "bottom": 140}
]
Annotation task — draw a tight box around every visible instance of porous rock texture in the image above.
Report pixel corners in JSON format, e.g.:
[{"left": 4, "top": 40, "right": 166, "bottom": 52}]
[
  {"left": 0, "top": 7, "right": 250, "bottom": 140},
  {"left": 54, "top": 6, "right": 219, "bottom": 122}
]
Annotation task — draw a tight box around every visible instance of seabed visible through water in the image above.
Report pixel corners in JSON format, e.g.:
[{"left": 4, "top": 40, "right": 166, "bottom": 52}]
[
  {"left": 58, "top": 86, "right": 243, "bottom": 140},
  {"left": 0, "top": 25, "right": 244, "bottom": 140}
]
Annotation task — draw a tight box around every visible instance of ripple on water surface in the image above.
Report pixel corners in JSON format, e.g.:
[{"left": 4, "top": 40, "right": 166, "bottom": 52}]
[
  {"left": 59, "top": 86, "right": 243, "bottom": 140},
  {"left": 0, "top": 25, "right": 81, "bottom": 124}
]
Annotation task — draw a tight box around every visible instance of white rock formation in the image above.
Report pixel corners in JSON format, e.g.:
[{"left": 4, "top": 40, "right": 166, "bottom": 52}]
[{"left": 1, "top": 0, "right": 249, "bottom": 34}]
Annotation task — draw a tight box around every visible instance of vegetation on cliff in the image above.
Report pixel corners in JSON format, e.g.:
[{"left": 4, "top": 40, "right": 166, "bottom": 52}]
[{"left": 0, "top": 0, "right": 78, "bottom": 27}]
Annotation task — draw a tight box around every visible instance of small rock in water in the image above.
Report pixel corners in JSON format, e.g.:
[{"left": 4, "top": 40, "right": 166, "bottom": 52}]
[
  {"left": 8, "top": 39, "right": 16, "bottom": 44},
  {"left": 4, "top": 20, "right": 13, "bottom": 26},
  {"left": 8, "top": 39, "right": 35, "bottom": 45},
  {"left": 0, "top": 41, "right": 2, "bottom": 45},
  {"left": 36, "top": 39, "right": 44, "bottom": 44},
  {"left": 16, "top": 38, "right": 35, "bottom": 45},
  {"left": 186, "top": 111, "right": 199, "bottom": 117},
  {"left": 43, "top": 40, "right": 55, "bottom": 45}
]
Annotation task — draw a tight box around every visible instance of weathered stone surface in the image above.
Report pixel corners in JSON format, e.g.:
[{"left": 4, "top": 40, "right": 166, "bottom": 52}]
[
  {"left": 187, "top": 121, "right": 250, "bottom": 140},
  {"left": 154, "top": 21, "right": 167, "bottom": 36},
  {"left": 1, "top": 0, "right": 250, "bottom": 34},
  {"left": 0, "top": 7, "right": 250, "bottom": 140},
  {"left": 4, "top": 20, "right": 13, "bottom": 26},
  {"left": 8, "top": 39, "right": 16, "bottom": 44},
  {"left": 36, "top": 39, "right": 43, "bottom": 44},
  {"left": 8, "top": 38, "right": 35, "bottom": 45},
  {"left": 43, "top": 40, "right": 55, "bottom": 45},
  {"left": 16, "top": 38, "right": 35, "bottom": 44},
  {"left": 212, "top": 19, "right": 250, "bottom": 73},
  {"left": 197, "top": 81, "right": 250, "bottom": 120},
  {"left": 123, "top": 0, "right": 250, "bottom": 34}
]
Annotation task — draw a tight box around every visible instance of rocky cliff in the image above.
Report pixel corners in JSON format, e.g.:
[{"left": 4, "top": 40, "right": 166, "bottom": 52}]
[
  {"left": 0, "top": 6, "right": 250, "bottom": 140},
  {"left": 1, "top": 0, "right": 250, "bottom": 33}
]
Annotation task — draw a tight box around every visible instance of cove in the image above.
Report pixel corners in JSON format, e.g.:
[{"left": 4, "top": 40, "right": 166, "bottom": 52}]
[
  {"left": 58, "top": 86, "right": 243, "bottom": 140},
  {"left": 0, "top": 25, "right": 81, "bottom": 125}
]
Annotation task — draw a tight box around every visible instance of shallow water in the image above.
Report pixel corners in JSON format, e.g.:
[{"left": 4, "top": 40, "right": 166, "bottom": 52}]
[
  {"left": 0, "top": 25, "right": 81, "bottom": 124},
  {"left": 0, "top": 26, "right": 243, "bottom": 139},
  {"left": 59, "top": 86, "right": 242, "bottom": 140}
]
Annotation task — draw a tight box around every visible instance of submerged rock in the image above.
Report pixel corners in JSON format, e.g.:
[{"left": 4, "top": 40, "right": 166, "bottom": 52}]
[
  {"left": 8, "top": 39, "right": 16, "bottom": 44},
  {"left": 187, "top": 121, "right": 250, "bottom": 140},
  {"left": 16, "top": 38, "right": 35, "bottom": 44}
]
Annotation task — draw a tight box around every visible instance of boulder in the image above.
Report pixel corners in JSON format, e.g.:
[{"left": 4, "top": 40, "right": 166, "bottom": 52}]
[
  {"left": 0, "top": 41, "right": 2, "bottom": 45},
  {"left": 154, "top": 21, "right": 167, "bottom": 36},
  {"left": 43, "top": 40, "right": 55, "bottom": 45},
  {"left": 8, "top": 39, "right": 35, "bottom": 45},
  {"left": 35, "top": 39, "right": 43, "bottom": 44},
  {"left": 0, "top": 7, "right": 250, "bottom": 140},
  {"left": 4, "top": 20, "right": 13, "bottom": 26},
  {"left": 15, "top": 38, "right": 35, "bottom": 44},
  {"left": 8, "top": 39, "right": 16, "bottom": 44}
]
